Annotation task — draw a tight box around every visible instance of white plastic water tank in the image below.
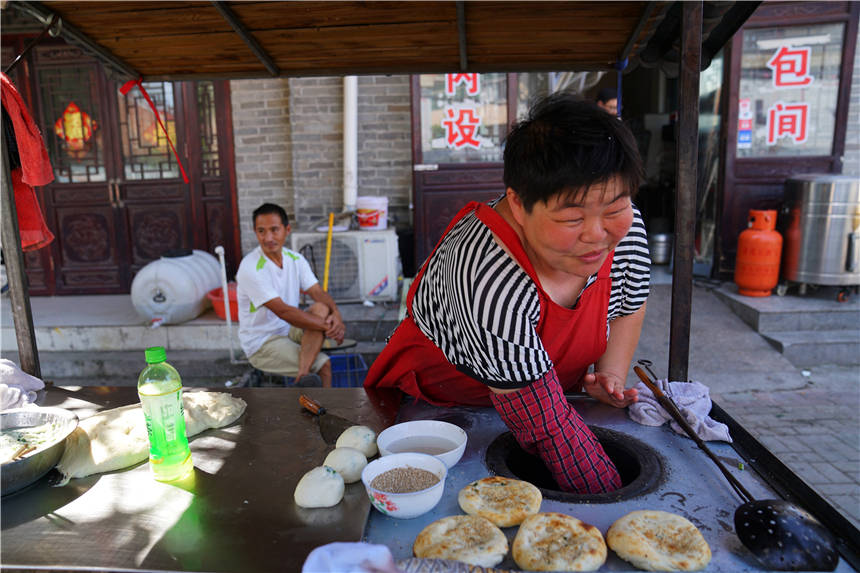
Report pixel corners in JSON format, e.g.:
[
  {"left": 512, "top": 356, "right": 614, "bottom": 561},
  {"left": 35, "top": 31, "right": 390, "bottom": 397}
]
[{"left": 131, "top": 249, "right": 221, "bottom": 325}]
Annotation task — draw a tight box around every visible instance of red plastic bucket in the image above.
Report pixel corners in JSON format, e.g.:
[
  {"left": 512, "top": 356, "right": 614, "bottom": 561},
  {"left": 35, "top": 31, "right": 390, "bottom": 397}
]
[{"left": 207, "top": 282, "right": 238, "bottom": 320}]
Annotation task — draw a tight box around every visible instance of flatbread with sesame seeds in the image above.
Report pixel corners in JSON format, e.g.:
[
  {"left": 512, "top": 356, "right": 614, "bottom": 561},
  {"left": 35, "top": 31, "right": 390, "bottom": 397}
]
[
  {"left": 512, "top": 512, "right": 607, "bottom": 572},
  {"left": 606, "top": 510, "right": 711, "bottom": 571},
  {"left": 457, "top": 476, "right": 542, "bottom": 527},
  {"left": 412, "top": 515, "right": 508, "bottom": 568}
]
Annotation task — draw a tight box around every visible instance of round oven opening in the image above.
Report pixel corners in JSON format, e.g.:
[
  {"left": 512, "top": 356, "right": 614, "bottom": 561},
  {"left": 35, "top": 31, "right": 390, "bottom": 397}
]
[{"left": 484, "top": 426, "right": 664, "bottom": 503}]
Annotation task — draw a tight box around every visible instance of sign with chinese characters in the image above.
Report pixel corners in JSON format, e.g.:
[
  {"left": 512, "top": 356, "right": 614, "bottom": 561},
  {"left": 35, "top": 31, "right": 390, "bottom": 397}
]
[
  {"left": 417, "top": 73, "right": 507, "bottom": 164},
  {"left": 443, "top": 73, "right": 482, "bottom": 150},
  {"left": 737, "top": 98, "right": 752, "bottom": 149},
  {"left": 442, "top": 107, "right": 482, "bottom": 149},
  {"left": 767, "top": 102, "right": 808, "bottom": 145},
  {"left": 766, "top": 46, "right": 814, "bottom": 88},
  {"left": 445, "top": 73, "right": 480, "bottom": 96},
  {"left": 736, "top": 23, "right": 844, "bottom": 158}
]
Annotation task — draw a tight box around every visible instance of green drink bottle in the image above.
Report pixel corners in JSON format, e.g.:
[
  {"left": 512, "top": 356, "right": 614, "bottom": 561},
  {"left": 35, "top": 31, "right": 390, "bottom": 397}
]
[{"left": 138, "top": 346, "right": 193, "bottom": 482}]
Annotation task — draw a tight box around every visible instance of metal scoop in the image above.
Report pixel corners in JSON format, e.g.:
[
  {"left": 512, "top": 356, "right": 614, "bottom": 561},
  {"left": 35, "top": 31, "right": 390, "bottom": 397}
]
[{"left": 633, "top": 365, "right": 839, "bottom": 571}]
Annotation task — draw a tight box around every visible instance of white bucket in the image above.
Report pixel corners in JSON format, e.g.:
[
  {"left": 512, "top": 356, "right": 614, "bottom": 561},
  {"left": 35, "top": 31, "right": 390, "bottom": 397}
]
[{"left": 356, "top": 195, "right": 388, "bottom": 230}]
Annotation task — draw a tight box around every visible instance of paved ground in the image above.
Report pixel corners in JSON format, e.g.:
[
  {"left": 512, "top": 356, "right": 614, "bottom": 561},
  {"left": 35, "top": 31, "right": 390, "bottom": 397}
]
[{"left": 633, "top": 278, "right": 860, "bottom": 529}]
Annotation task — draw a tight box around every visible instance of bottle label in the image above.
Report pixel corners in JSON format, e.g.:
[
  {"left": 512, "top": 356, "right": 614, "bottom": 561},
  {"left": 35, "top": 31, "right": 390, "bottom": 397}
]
[{"left": 140, "top": 390, "right": 183, "bottom": 443}]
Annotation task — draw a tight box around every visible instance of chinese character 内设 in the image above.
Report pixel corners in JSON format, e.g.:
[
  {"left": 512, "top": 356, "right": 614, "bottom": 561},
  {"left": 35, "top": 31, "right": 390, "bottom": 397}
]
[
  {"left": 767, "top": 102, "right": 809, "bottom": 145},
  {"left": 445, "top": 73, "right": 481, "bottom": 96},
  {"left": 442, "top": 107, "right": 482, "bottom": 149},
  {"left": 766, "top": 46, "right": 814, "bottom": 89}
]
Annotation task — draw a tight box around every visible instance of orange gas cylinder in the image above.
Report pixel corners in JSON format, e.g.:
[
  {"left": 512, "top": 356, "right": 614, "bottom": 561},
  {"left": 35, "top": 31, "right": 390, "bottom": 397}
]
[{"left": 734, "top": 209, "right": 783, "bottom": 297}]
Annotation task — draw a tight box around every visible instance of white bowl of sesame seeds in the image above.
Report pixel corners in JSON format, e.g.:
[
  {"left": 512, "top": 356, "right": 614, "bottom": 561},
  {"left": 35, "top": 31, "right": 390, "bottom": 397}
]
[{"left": 361, "top": 452, "right": 447, "bottom": 519}]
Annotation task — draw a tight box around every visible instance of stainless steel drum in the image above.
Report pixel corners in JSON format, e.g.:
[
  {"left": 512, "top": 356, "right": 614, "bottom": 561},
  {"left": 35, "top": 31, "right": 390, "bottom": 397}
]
[{"left": 782, "top": 174, "right": 860, "bottom": 286}]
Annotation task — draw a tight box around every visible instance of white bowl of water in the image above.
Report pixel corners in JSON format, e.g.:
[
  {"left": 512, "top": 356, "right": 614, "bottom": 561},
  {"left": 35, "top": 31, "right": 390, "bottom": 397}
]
[{"left": 376, "top": 420, "right": 467, "bottom": 468}]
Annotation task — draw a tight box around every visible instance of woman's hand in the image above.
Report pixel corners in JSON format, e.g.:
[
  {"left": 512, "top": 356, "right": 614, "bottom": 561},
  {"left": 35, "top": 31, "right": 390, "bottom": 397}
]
[{"left": 582, "top": 371, "right": 638, "bottom": 408}]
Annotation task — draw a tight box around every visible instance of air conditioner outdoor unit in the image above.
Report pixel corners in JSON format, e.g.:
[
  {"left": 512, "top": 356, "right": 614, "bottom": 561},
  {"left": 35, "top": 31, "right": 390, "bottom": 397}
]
[{"left": 290, "top": 229, "right": 400, "bottom": 303}]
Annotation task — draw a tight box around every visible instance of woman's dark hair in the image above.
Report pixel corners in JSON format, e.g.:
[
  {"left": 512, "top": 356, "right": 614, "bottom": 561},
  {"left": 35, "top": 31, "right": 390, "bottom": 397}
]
[
  {"left": 503, "top": 93, "right": 644, "bottom": 212},
  {"left": 253, "top": 203, "right": 289, "bottom": 226}
]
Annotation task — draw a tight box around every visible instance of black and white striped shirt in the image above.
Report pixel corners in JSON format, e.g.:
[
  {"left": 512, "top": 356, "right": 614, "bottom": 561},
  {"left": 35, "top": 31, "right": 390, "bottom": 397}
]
[{"left": 412, "top": 202, "right": 650, "bottom": 388}]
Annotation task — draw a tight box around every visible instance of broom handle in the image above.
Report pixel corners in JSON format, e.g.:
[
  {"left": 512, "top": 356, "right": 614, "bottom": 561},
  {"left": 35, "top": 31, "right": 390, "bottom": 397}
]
[{"left": 323, "top": 212, "right": 334, "bottom": 291}]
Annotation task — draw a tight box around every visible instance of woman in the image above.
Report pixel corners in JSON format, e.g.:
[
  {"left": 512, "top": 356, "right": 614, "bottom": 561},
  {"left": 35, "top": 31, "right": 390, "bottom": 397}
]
[{"left": 365, "top": 94, "right": 650, "bottom": 494}]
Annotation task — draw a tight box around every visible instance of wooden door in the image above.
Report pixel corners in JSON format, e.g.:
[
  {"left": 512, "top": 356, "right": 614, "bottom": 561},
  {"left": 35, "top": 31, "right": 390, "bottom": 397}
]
[
  {"left": 115, "top": 80, "right": 239, "bottom": 285},
  {"left": 410, "top": 73, "right": 519, "bottom": 265},
  {"left": 718, "top": 2, "right": 859, "bottom": 276},
  {"left": 31, "top": 43, "right": 126, "bottom": 293},
  {"left": 2, "top": 38, "right": 240, "bottom": 294}
]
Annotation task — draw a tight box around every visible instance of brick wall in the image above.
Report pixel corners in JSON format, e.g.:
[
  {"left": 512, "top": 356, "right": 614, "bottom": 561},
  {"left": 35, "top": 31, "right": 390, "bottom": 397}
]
[
  {"left": 288, "top": 75, "right": 413, "bottom": 231},
  {"left": 288, "top": 77, "right": 346, "bottom": 231},
  {"left": 230, "top": 75, "right": 413, "bottom": 255},
  {"left": 843, "top": 29, "right": 860, "bottom": 176},
  {"left": 355, "top": 75, "right": 413, "bottom": 229},
  {"left": 229, "top": 78, "right": 293, "bottom": 255}
]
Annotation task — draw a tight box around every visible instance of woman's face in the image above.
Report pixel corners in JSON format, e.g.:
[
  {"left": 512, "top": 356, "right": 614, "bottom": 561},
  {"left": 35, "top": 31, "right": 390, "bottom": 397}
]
[{"left": 510, "top": 176, "right": 634, "bottom": 279}]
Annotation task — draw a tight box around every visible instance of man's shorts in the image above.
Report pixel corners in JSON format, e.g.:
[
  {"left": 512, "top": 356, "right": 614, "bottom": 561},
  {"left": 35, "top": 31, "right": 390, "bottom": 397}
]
[{"left": 248, "top": 327, "right": 329, "bottom": 376}]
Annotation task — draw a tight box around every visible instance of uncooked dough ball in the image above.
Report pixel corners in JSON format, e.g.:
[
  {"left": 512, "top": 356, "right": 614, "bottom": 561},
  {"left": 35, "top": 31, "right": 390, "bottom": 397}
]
[
  {"left": 323, "top": 447, "right": 367, "bottom": 483},
  {"left": 294, "top": 466, "right": 345, "bottom": 508},
  {"left": 336, "top": 425, "right": 378, "bottom": 458}
]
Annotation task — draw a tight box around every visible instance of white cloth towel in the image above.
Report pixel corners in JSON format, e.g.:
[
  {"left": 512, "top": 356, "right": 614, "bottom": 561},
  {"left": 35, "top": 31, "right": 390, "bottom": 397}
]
[
  {"left": 628, "top": 379, "right": 732, "bottom": 442},
  {"left": 302, "top": 542, "right": 402, "bottom": 573},
  {"left": 0, "top": 359, "right": 44, "bottom": 410}
]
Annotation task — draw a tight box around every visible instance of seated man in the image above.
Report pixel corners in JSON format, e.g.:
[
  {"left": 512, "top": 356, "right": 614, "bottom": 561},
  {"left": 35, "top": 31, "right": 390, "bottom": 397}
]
[{"left": 237, "top": 203, "right": 346, "bottom": 387}]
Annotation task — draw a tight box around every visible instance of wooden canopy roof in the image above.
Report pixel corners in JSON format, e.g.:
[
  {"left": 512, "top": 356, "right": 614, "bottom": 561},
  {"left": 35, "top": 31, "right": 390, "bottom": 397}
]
[{"left": 9, "top": 1, "right": 758, "bottom": 81}]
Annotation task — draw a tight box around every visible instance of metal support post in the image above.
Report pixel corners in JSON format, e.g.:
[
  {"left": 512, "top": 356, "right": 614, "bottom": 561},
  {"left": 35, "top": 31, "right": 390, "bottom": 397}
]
[
  {"left": 0, "top": 127, "right": 41, "bottom": 377},
  {"left": 668, "top": 0, "right": 702, "bottom": 383}
]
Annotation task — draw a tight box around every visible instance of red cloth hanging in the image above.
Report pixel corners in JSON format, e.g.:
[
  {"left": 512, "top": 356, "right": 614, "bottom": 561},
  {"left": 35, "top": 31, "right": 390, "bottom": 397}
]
[{"left": 1, "top": 73, "right": 55, "bottom": 252}]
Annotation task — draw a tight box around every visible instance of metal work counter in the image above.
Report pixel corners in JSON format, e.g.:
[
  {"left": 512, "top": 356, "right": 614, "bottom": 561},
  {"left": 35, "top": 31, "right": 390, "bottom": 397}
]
[
  {"left": 3, "top": 387, "right": 857, "bottom": 572},
  {"left": 1, "top": 386, "right": 398, "bottom": 572},
  {"left": 365, "top": 397, "right": 857, "bottom": 572}
]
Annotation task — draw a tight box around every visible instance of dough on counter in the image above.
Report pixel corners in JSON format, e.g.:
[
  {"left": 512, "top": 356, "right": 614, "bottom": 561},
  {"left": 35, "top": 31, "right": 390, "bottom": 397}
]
[
  {"left": 323, "top": 447, "right": 367, "bottom": 483},
  {"left": 607, "top": 510, "right": 711, "bottom": 571},
  {"left": 294, "top": 465, "right": 345, "bottom": 508},
  {"left": 513, "top": 512, "right": 606, "bottom": 572},
  {"left": 335, "top": 425, "right": 377, "bottom": 457},
  {"left": 413, "top": 515, "right": 508, "bottom": 568},
  {"left": 458, "top": 476, "right": 542, "bottom": 527},
  {"left": 55, "top": 391, "right": 246, "bottom": 482}
]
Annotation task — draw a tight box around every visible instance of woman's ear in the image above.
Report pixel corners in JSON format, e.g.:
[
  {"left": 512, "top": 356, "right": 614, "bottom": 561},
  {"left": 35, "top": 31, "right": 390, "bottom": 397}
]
[{"left": 506, "top": 188, "right": 528, "bottom": 227}]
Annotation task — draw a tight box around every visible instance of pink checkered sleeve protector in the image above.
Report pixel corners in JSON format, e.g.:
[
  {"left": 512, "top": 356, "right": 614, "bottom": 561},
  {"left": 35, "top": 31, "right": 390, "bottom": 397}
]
[{"left": 490, "top": 368, "right": 622, "bottom": 494}]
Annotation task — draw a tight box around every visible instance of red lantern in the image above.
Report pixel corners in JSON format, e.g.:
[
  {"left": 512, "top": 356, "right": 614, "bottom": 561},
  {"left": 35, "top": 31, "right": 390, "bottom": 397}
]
[{"left": 54, "top": 102, "right": 95, "bottom": 151}]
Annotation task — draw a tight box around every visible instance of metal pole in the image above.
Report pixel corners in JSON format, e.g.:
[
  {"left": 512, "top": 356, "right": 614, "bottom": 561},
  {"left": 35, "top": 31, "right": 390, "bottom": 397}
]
[
  {"left": 0, "top": 127, "right": 41, "bottom": 377},
  {"left": 668, "top": 0, "right": 702, "bottom": 383}
]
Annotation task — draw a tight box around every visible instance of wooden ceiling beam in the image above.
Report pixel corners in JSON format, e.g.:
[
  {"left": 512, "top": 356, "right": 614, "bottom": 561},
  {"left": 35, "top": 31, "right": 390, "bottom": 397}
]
[
  {"left": 620, "top": 1, "right": 657, "bottom": 63},
  {"left": 212, "top": 1, "right": 279, "bottom": 76},
  {"left": 16, "top": 0, "right": 140, "bottom": 80}
]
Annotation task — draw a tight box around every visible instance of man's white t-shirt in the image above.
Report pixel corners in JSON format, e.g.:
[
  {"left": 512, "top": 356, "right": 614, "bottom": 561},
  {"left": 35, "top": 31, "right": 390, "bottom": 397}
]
[{"left": 236, "top": 245, "right": 319, "bottom": 358}]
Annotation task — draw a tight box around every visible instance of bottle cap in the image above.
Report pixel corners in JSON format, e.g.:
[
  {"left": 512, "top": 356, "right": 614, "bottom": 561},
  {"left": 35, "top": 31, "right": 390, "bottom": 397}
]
[{"left": 144, "top": 346, "right": 167, "bottom": 364}]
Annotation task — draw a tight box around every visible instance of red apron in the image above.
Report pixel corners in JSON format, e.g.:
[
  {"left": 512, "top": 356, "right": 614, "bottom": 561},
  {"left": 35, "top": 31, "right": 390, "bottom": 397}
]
[{"left": 365, "top": 201, "right": 612, "bottom": 407}]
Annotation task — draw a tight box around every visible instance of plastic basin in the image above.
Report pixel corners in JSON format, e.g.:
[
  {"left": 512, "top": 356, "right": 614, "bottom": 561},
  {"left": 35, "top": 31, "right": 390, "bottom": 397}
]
[{"left": 207, "top": 283, "right": 238, "bottom": 321}]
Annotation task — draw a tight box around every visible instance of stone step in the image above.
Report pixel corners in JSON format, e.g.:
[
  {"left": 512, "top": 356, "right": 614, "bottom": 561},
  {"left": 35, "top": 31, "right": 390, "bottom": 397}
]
[
  {"left": 1, "top": 307, "right": 399, "bottom": 353},
  {"left": 714, "top": 283, "right": 860, "bottom": 333},
  {"left": 5, "top": 341, "right": 388, "bottom": 387},
  {"left": 760, "top": 330, "right": 860, "bottom": 367}
]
